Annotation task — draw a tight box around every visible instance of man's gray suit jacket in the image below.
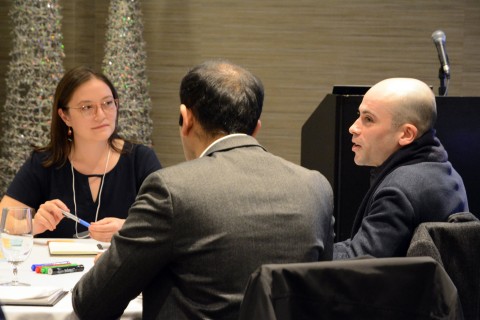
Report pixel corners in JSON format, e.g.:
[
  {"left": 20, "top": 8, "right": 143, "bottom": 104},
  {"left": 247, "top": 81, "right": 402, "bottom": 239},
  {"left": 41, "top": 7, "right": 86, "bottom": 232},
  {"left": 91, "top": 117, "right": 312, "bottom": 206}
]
[{"left": 72, "top": 135, "right": 334, "bottom": 320}]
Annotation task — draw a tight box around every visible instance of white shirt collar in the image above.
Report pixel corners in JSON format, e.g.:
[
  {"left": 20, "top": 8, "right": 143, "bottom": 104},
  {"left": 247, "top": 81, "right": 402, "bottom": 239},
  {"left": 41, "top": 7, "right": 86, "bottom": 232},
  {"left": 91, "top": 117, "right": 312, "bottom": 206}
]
[{"left": 199, "top": 133, "right": 248, "bottom": 158}]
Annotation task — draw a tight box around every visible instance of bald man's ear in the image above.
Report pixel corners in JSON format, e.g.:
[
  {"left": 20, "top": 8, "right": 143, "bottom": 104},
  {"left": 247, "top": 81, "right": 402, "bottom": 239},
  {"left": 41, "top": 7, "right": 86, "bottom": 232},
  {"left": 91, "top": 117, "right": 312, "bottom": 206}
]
[{"left": 398, "top": 123, "right": 418, "bottom": 146}]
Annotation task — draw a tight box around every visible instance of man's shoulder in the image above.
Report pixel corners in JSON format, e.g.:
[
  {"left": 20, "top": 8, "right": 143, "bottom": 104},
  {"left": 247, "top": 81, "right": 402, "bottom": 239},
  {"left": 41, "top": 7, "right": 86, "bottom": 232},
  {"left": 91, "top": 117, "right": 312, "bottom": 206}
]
[
  {"left": 389, "top": 160, "right": 451, "bottom": 174},
  {"left": 147, "top": 157, "right": 211, "bottom": 183},
  {"left": 149, "top": 148, "right": 329, "bottom": 187},
  {"left": 381, "top": 161, "right": 455, "bottom": 188}
]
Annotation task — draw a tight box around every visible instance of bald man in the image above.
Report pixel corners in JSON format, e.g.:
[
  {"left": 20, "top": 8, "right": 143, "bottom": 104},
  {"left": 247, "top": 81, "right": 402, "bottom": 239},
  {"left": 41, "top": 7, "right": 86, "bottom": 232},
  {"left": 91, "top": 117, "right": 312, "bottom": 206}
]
[{"left": 333, "top": 78, "right": 469, "bottom": 259}]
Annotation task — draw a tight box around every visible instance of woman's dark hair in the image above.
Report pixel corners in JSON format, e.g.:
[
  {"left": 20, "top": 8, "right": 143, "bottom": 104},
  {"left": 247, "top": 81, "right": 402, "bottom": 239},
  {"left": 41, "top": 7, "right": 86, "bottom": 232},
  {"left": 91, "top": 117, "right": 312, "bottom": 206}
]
[{"left": 36, "top": 66, "right": 123, "bottom": 167}]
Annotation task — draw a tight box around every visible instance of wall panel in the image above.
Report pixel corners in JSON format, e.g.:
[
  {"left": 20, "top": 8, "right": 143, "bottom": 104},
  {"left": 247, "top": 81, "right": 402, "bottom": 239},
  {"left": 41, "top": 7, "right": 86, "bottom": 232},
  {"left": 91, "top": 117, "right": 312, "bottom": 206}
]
[{"left": 0, "top": 0, "right": 478, "bottom": 169}]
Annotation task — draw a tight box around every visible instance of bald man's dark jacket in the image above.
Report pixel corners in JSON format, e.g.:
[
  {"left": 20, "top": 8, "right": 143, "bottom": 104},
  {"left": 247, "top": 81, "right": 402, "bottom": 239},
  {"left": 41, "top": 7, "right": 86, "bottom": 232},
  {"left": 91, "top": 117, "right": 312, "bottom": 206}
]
[{"left": 334, "top": 129, "right": 469, "bottom": 259}]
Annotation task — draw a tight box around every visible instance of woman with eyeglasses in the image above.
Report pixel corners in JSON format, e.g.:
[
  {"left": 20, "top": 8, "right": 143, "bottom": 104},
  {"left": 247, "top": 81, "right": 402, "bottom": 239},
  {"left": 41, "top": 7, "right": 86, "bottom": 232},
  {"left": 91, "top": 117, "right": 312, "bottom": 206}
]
[{"left": 0, "top": 66, "right": 162, "bottom": 242}]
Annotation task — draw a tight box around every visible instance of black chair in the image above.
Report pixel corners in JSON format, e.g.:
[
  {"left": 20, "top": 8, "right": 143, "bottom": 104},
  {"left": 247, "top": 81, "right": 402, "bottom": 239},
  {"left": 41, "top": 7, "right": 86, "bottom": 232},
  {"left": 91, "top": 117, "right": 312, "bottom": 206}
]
[
  {"left": 239, "top": 256, "right": 462, "bottom": 320},
  {"left": 407, "top": 212, "right": 480, "bottom": 320},
  {"left": 0, "top": 305, "right": 5, "bottom": 320}
]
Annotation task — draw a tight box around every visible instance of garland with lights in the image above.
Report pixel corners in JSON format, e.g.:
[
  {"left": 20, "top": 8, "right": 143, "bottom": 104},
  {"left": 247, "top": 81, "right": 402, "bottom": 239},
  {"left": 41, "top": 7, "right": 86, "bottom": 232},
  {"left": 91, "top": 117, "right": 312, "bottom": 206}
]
[
  {"left": 0, "top": 0, "right": 65, "bottom": 196},
  {"left": 102, "top": 0, "right": 154, "bottom": 147}
]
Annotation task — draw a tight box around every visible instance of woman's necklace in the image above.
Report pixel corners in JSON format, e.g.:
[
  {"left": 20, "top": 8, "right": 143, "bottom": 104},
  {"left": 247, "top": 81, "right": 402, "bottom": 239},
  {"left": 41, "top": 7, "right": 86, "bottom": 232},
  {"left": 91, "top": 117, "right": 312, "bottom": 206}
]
[{"left": 70, "top": 147, "right": 111, "bottom": 238}]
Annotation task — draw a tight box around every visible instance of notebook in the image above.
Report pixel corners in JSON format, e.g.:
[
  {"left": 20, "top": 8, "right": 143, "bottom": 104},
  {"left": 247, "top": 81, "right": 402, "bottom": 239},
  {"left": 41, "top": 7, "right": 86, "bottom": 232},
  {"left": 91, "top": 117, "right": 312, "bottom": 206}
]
[{"left": 48, "top": 241, "right": 108, "bottom": 255}]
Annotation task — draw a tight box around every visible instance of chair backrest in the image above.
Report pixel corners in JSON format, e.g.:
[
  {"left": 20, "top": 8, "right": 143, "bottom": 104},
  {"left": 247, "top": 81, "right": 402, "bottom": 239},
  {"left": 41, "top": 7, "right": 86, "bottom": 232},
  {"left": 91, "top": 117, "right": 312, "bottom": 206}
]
[
  {"left": 407, "top": 212, "right": 480, "bottom": 320},
  {"left": 239, "top": 256, "right": 462, "bottom": 320}
]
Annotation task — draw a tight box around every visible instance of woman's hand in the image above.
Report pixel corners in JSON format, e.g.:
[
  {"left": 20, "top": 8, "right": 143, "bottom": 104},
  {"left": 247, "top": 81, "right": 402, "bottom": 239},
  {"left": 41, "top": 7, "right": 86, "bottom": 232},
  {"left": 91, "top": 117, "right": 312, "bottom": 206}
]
[
  {"left": 33, "top": 199, "right": 69, "bottom": 235},
  {"left": 89, "top": 217, "right": 125, "bottom": 242}
]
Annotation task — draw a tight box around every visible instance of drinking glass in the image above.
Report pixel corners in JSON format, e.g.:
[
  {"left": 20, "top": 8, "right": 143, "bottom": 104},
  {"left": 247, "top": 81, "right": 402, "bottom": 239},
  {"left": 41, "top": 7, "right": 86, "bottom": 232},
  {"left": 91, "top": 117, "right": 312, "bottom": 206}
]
[{"left": 0, "top": 207, "right": 34, "bottom": 286}]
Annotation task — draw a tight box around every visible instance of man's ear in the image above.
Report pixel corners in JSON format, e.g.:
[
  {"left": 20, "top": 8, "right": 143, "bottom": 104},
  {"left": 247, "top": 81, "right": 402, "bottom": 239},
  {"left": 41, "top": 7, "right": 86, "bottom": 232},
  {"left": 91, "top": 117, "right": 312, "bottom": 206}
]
[
  {"left": 179, "top": 104, "right": 194, "bottom": 137},
  {"left": 58, "top": 108, "right": 71, "bottom": 126},
  {"left": 398, "top": 123, "right": 418, "bottom": 146},
  {"left": 251, "top": 120, "right": 261, "bottom": 138}
]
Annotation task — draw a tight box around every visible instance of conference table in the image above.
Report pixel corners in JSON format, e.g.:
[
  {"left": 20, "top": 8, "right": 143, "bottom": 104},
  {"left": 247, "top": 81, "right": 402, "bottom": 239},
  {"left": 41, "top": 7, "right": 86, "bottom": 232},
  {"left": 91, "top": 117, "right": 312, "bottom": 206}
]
[{"left": 0, "top": 238, "right": 142, "bottom": 320}]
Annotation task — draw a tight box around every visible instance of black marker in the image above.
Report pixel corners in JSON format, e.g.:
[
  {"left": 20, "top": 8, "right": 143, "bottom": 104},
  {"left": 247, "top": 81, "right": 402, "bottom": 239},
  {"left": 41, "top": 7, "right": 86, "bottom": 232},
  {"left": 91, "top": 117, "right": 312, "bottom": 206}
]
[{"left": 47, "top": 264, "right": 85, "bottom": 275}]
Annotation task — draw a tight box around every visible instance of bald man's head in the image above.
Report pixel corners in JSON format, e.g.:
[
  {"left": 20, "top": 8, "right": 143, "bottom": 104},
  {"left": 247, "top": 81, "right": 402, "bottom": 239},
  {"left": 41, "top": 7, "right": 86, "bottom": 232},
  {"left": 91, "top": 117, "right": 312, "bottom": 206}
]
[{"left": 366, "top": 78, "right": 437, "bottom": 137}]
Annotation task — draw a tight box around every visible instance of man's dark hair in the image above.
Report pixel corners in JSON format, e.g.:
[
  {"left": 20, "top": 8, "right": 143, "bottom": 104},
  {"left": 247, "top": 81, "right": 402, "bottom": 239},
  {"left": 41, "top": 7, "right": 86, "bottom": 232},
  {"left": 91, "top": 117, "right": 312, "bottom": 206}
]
[{"left": 179, "top": 59, "right": 264, "bottom": 136}]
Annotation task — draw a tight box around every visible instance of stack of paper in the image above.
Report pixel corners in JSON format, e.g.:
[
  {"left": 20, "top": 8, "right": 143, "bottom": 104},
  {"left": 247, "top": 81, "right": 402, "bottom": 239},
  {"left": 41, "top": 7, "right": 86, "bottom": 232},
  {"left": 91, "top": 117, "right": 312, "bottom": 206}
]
[{"left": 0, "top": 286, "right": 68, "bottom": 306}]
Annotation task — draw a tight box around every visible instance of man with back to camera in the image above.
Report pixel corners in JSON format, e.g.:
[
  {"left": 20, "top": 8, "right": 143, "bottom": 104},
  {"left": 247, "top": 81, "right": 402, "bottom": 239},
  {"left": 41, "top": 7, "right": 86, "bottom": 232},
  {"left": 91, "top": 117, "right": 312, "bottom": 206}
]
[
  {"left": 72, "top": 59, "right": 335, "bottom": 319},
  {"left": 333, "top": 77, "right": 469, "bottom": 259}
]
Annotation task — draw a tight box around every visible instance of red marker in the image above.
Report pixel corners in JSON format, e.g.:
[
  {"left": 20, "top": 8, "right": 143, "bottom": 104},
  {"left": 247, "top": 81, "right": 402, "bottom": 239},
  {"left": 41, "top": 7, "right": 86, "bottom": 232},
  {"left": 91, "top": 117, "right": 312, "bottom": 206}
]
[{"left": 31, "top": 261, "right": 71, "bottom": 273}]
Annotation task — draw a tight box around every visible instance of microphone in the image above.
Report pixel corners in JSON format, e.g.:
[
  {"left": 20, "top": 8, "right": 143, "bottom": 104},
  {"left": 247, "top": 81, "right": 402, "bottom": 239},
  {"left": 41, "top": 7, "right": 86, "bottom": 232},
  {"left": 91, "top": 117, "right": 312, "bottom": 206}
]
[{"left": 431, "top": 30, "right": 450, "bottom": 79}]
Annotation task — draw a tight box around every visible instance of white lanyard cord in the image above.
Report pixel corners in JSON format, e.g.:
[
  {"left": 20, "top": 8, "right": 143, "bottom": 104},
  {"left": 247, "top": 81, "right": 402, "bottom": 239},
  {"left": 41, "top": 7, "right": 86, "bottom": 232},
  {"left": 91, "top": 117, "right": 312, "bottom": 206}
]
[{"left": 71, "top": 147, "right": 111, "bottom": 238}]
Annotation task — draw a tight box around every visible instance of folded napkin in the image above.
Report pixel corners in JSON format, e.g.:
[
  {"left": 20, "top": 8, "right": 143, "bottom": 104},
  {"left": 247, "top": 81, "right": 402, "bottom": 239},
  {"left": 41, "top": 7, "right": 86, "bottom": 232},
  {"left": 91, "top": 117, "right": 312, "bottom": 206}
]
[{"left": 0, "top": 286, "right": 67, "bottom": 306}]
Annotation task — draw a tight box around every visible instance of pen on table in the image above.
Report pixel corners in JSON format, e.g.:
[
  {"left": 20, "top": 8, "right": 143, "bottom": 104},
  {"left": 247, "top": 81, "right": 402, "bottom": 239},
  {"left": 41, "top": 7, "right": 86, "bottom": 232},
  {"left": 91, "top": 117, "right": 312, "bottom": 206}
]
[
  {"left": 31, "top": 261, "right": 70, "bottom": 272},
  {"left": 60, "top": 210, "right": 91, "bottom": 228},
  {"left": 48, "top": 264, "right": 85, "bottom": 275}
]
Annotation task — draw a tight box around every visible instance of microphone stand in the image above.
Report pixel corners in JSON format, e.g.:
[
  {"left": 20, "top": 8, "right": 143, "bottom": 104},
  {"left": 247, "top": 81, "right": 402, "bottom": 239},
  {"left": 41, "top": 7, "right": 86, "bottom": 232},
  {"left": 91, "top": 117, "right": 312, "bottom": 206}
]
[{"left": 438, "top": 67, "right": 448, "bottom": 96}]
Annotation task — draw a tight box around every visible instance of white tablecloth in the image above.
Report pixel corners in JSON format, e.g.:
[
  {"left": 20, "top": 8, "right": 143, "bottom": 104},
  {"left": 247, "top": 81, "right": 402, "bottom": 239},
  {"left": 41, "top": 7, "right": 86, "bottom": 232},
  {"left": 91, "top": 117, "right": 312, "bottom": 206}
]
[{"left": 1, "top": 238, "right": 142, "bottom": 320}]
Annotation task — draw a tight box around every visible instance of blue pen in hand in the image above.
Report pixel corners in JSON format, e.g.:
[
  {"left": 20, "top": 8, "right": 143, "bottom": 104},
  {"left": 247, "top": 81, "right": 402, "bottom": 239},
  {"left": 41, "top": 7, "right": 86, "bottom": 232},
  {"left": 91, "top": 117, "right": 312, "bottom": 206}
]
[{"left": 60, "top": 210, "right": 91, "bottom": 228}]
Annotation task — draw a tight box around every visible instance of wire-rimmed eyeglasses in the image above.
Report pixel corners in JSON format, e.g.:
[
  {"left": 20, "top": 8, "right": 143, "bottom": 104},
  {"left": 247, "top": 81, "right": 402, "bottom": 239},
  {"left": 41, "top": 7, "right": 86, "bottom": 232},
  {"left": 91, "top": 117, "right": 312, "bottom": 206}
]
[{"left": 67, "top": 99, "right": 119, "bottom": 118}]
